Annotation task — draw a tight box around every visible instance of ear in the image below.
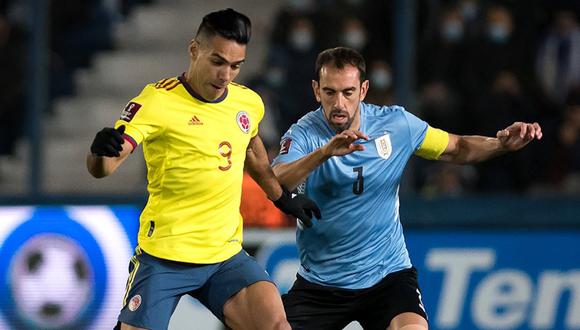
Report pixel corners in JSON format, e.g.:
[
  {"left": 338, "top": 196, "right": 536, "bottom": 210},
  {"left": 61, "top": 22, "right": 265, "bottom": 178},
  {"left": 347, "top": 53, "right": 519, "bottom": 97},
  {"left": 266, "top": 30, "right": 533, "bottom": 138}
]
[
  {"left": 360, "top": 79, "right": 369, "bottom": 101},
  {"left": 189, "top": 39, "right": 199, "bottom": 60},
  {"left": 312, "top": 80, "right": 321, "bottom": 102}
]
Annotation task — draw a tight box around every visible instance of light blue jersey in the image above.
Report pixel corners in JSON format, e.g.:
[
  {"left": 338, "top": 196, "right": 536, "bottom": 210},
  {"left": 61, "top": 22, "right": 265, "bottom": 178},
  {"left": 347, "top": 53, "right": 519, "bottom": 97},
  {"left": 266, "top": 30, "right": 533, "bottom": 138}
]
[{"left": 272, "top": 103, "right": 428, "bottom": 289}]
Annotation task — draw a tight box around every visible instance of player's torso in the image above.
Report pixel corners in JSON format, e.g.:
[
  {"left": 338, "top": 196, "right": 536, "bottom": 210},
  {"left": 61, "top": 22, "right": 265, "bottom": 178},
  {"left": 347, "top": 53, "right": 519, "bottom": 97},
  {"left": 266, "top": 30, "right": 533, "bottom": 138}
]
[
  {"left": 296, "top": 105, "right": 414, "bottom": 288},
  {"left": 143, "top": 81, "right": 261, "bottom": 201},
  {"left": 304, "top": 106, "right": 414, "bottom": 219}
]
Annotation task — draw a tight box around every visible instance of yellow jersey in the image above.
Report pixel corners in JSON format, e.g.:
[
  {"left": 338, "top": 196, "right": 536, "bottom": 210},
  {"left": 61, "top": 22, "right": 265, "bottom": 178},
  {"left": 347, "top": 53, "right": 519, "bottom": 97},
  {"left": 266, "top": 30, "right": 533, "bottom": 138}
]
[{"left": 114, "top": 75, "right": 264, "bottom": 263}]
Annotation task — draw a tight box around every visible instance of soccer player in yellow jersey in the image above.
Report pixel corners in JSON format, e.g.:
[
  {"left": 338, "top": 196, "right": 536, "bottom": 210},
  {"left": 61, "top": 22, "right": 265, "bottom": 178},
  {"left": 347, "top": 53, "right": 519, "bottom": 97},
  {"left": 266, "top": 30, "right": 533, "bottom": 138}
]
[{"left": 86, "top": 9, "right": 320, "bottom": 330}]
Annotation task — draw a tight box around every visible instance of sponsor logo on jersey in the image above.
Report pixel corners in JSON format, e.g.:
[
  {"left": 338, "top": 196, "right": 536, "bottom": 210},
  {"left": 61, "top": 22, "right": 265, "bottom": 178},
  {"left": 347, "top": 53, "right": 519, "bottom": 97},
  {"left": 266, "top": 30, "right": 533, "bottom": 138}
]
[
  {"left": 375, "top": 134, "right": 392, "bottom": 159},
  {"left": 279, "top": 138, "right": 292, "bottom": 155},
  {"left": 236, "top": 111, "right": 251, "bottom": 133},
  {"left": 188, "top": 115, "right": 203, "bottom": 125},
  {"left": 128, "top": 294, "right": 142, "bottom": 312},
  {"left": 120, "top": 102, "right": 142, "bottom": 122}
]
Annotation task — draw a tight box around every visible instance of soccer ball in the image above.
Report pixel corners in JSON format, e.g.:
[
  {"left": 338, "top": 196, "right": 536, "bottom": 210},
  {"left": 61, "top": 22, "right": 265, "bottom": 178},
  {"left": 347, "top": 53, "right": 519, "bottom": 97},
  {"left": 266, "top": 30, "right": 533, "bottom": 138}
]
[{"left": 9, "top": 234, "right": 94, "bottom": 329}]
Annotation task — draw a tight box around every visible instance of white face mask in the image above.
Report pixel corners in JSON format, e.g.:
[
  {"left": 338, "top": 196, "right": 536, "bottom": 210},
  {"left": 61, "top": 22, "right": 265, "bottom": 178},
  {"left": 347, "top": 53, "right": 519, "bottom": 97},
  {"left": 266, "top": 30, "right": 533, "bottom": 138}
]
[
  {"left": 441, "top": 21, "right": 464, "bottom": 42},
  {"left": 287, "top": 0, "right": 311, "bottom": 11},
  {"left": 342, "top": 29, "right": 367, "bottom": 50},
  {"left": 487, "top": 24, "right": 510, "bottom": 43},
  {"left": 290, "top": 29, "right": 314, "bottom": 51},
  {"left": 266, "top": 68, "right": 285, "bottom": 87},
  {"left": 370, "top": 70, "right": 392, "bottom": 89}
]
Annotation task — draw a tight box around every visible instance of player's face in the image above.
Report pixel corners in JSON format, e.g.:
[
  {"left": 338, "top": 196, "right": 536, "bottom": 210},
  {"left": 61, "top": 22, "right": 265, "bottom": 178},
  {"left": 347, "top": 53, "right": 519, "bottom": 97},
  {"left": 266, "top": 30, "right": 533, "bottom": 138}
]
[
  {"left": 313, "top": 64, "right": 369, "bottom": 133},
  {"left": 188, "top": 35, "right": 246, "bottom": 101}
]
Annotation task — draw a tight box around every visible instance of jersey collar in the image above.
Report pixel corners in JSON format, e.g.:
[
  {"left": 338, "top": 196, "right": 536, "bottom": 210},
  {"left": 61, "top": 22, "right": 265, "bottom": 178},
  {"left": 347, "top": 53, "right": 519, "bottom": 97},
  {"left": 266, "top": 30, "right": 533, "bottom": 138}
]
[{"left": 178, "top": 73, "right": 228, "bottom": 103}]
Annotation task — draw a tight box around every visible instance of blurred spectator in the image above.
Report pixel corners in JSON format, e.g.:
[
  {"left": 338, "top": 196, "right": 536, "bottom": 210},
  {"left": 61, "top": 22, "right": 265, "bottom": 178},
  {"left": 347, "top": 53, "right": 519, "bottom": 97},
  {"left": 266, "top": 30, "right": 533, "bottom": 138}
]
[
  {"left": 540, "top": 88, "right": 580, "bottom": 193},
  {"left": 339, "top": 17, "right": 370, "bottom": 57},
  {"left": 472, "top": 71, "right": 537, "bottom": 192},
  {"left": 268, "top": 16, "right": 319, "bottom": 132},
  {"left": 458, "top": 0, "right": 483, "bottom": 40},
  {"left": 465, "top": 5, "right": 533, "bottom": 98},
  {"left": 418, "top": 5, "right": 473, "bottom": 96},
  {"left": 269, "top": 0, "right": 318, "bottom": 47},
  {"left": 418, "top": 81, "right": 467, "bottom": 134},
  {"left": 535, "top": 10, "right": 580, "bottom": 106},
  {"left": 366, "top": 58, "right": 395, "bottom": 105}
]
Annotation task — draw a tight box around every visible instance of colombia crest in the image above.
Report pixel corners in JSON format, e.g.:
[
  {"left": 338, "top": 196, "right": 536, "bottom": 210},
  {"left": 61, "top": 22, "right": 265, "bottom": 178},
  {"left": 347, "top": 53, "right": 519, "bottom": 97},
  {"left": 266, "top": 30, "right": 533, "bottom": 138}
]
[{"left": 236, "top": 111, "right": 251, "bottom": 134}]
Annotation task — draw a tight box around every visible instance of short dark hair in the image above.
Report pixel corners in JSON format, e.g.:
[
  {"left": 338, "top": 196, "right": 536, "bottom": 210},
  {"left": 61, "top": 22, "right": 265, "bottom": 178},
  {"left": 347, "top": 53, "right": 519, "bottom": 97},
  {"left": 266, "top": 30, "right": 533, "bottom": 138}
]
[
  {"left": 315, "top": 47, "right": 366, "bottom": 82},
  {"left": 195, "top": 8, "right": 251, "bottom": 44}
]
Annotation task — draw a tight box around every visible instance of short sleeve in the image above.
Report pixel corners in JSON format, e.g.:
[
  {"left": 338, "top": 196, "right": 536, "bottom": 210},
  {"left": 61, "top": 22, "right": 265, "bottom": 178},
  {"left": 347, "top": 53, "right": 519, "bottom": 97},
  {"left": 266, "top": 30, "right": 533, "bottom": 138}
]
[
  {"left": 250, "top": 96, "right": 265, "bottom": 138},
  {"left": 400, "top": 108, "right": 429, "bottom": 151},
  {"left": 271, "top": 124, "right": 310, "bottom": 166},
  {"left": 114, "top": 85, "right": 163, "bottom": 147}
]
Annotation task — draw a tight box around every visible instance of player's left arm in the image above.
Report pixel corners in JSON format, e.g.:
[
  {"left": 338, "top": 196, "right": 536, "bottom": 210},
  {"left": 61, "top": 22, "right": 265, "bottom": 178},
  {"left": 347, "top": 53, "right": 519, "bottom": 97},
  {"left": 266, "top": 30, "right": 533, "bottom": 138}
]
[
  {"left": 438, "top": 121, "right": 543, "bottom": 164},
  {"left": 245, "top": 135, "right": 284, "bottom": 200}
]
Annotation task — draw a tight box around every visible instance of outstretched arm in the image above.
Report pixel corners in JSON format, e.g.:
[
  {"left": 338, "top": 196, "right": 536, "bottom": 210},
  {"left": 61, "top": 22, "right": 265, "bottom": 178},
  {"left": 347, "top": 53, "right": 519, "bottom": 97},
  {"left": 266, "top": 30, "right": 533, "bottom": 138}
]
[
  {"left": 273, "top": 130, "right": 368, "bottom": 190},
  {"left": 439, "top": 122, "right": 542, "bottom": 164}
]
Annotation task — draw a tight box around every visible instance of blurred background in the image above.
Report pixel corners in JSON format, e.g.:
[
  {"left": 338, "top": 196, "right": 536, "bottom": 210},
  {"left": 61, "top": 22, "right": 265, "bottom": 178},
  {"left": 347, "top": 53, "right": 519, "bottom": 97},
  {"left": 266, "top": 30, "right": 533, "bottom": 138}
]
[{"left": 0, "top": 0, "right": 578, "bottom": 329}]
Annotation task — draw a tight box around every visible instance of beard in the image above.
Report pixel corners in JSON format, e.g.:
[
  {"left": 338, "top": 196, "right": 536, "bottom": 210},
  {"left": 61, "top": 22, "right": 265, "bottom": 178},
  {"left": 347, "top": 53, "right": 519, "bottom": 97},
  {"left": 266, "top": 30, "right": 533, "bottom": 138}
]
[{"left": 326, "top": 108, "right": 356, "bottom": 133}]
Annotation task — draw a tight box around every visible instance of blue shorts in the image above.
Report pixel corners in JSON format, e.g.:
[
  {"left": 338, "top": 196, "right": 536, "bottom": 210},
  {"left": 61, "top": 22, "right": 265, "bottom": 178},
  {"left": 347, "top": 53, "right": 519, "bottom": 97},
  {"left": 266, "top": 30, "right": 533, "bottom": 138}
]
[{"left": 117, "top": 247, "right": 273, "bottom": 329}]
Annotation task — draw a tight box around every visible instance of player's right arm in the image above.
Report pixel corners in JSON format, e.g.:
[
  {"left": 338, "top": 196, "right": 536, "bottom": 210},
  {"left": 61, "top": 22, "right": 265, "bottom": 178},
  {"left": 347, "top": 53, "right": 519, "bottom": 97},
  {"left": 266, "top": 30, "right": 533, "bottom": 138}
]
[
  {"left": 86, "top": 126, "right": 134, "bottom": 178},
  {"left": 273, "top": 129, "right": 368, "bottom": 191}
]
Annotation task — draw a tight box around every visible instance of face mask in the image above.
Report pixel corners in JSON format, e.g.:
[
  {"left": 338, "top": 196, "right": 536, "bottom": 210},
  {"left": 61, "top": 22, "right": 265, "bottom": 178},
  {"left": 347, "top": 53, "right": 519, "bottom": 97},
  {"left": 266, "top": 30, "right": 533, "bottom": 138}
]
[
  {"left": 441, "top": 21, "right": 464, "bottom": 42},
  {"left": 266, "top": 68, "right": 285, "bottom": 87},
  {"left": 370, "top": 70, "right": 392, "bottom": 89},
  {"left": 290, "top": 29, "right": 313, "bottom": 51},
  {"left": 488, "top": 24, "right": 510, "bottom": 43},
  {"left": 288, "top": 0, "right": 311, "bottom": 11},
  {"left": 461, "top": 2, "right": 478, "bottom": 20},
  {"left": 342, "top": 29, "right": 367, "bottom": 50}
]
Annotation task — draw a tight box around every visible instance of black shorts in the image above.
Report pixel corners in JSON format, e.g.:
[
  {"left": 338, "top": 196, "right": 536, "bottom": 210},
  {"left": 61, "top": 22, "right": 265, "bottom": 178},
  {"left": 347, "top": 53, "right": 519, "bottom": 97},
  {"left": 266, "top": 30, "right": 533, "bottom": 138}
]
[{"left": 282, "top": 267, "right": 428, "bottom": 330}]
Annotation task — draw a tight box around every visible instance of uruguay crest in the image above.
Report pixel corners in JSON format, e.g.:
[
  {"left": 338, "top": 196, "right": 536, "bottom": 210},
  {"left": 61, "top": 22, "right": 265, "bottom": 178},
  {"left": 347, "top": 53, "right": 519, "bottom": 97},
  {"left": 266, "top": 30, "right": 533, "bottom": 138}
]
[{"left": 375, "top": 134, "right": 392, "bottom": 159}]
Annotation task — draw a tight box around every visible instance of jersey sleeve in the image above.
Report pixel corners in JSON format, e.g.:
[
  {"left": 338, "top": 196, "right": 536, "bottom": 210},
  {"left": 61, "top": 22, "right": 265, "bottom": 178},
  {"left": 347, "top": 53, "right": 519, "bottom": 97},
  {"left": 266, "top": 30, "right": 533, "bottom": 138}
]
[
  {"left": 400, "top": 108, "right": 429, "bottom": 151},
  {"left": 271, "top": 124, "right": 310, "bottom": 166},
  {"left": 250, "top": 95, "right": 265, "bottom": 138},
  {"left": 414, "top": 126, "right": 449, "bottom": 160},
  {"left": 114, "top": 84, "right": 163, "bottom": 149}
]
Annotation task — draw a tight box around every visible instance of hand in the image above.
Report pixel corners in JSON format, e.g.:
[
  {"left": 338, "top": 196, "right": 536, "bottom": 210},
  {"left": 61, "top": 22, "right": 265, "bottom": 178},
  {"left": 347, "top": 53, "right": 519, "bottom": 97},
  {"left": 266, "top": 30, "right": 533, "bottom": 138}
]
[
  {"left": 273, "top": 188, "right": 321, "bottom": 228},
  {"left": 496, "top": 122, "right": 542, "bottom": 151},
  {"left": 90, "top": 125, "right": 126, "bottom": 157},
  {"left": 321, "top": 130, "right": 369, "bottom": 157}
]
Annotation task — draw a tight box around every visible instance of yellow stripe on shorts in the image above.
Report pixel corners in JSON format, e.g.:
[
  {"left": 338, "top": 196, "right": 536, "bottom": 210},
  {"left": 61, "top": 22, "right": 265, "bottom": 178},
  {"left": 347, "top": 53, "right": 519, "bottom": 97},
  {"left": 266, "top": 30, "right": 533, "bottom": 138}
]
[
  {"left": 122, "top": 247, "right": 142, "bottom": 307},
  {"left": 414, "top": 126, "right": 449, "bottom": 160}
]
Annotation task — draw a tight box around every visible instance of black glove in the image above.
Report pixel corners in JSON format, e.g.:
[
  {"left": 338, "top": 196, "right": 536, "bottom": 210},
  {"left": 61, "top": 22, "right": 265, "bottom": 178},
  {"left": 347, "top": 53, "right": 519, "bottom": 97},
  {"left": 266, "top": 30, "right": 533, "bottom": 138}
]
[
  {"left": 273, "top": 188, "right": 321, "bottom": 228},
  {"left": 90, "top": 125, "right": 126, "bottom": 157}
]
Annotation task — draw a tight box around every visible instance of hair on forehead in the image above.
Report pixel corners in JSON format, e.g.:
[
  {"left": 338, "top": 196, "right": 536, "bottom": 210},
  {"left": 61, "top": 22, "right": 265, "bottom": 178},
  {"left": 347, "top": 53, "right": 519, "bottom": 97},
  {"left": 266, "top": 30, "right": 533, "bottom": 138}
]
[
  {"left": 196, "top": 8, "right": 251, "bottom": 44},
  {"left": 315, "top": 47, "right": 366, "bottom": 82}
]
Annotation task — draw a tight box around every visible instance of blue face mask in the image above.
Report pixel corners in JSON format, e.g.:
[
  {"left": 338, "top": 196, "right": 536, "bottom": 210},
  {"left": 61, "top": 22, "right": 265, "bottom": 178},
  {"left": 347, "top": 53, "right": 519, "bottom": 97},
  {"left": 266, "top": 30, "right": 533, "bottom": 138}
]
[
  {"left": 441, "top": 21, "right": 464, "bottom": 42},
  {"left": 370, "top": 70, "right": 392, "bottom": 89},
  {"left": 488, "top": 24, "right": 510, "bottom": 43}
]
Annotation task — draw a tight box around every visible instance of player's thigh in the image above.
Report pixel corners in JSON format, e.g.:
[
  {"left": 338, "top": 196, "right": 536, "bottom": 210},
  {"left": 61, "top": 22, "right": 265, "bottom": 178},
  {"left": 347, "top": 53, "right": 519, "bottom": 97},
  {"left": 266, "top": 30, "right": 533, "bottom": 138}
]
[
  {"left": 357, "top": 267, "right": 428, "bottom": 330},
  {"left": 283, "top": 275, "right": 355, "bottom": 330},
  {"left": 118, "top": 249, "right": 209, "bottom": 329},
  {"left": 195, "top": 249, "right": 278, "bottom": 326},
  {"left": 224, "top": 281, "right": 289, "bottom": 330}
]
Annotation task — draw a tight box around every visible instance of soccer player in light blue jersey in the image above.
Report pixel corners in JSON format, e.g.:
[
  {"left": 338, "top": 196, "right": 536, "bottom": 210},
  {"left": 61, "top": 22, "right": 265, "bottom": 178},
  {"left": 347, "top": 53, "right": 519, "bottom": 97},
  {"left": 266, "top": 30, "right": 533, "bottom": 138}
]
[{"left": 272, "top": 47, "right": 542, "bottom": 330}]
